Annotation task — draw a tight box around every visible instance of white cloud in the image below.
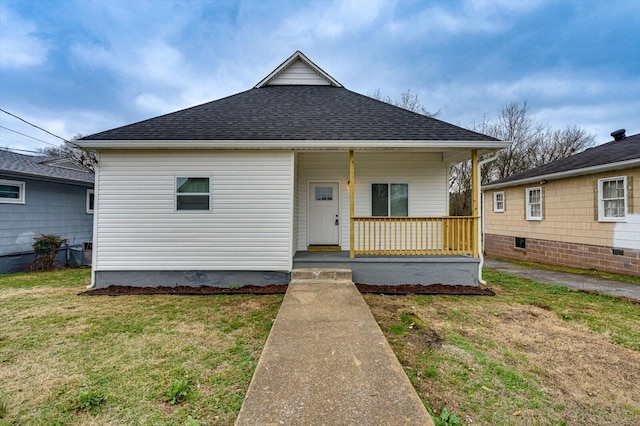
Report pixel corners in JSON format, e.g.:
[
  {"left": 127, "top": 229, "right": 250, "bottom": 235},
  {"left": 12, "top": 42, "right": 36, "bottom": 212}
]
[
  {"left": 0, "top": 7, "right": 49, "bottom": 69},
  {"left": 385, "top": 0, "right": 546, "bottom": 39},
  {"left": 278, "top": 0, "right": 387, "bottom": 40}
]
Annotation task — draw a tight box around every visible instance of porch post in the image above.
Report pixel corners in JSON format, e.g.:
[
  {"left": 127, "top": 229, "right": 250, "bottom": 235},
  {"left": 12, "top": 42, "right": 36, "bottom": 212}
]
[
  {"left": 349, "top": 150, "right": 355, "bottom": 258},
  {"left": 471, "top": 149, "right": 479, "bottom": 258}
]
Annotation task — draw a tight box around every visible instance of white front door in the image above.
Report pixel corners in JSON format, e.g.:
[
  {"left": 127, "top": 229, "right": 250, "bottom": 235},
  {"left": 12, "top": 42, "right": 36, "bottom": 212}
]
[{"left": 308, "top": 182, "right": 340, "bottom": 245}]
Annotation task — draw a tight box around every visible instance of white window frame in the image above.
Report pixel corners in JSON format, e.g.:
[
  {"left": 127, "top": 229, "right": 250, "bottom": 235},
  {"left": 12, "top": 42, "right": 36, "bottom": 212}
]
[
  {"left": 0, "top": 179, "right": 25, "bottom": 204},
  {"left": 598, "top": 176, "right": 627, "bottom": 222},
  {"left": 175, "top": 176, "right": 212, "bottom": 212},
  {"left": 493, "top": 191, "right": 505, "bottom": 212},
  {"left": 86, "top": 189, "right": 94, "bottom": 214},
  {"left": 371, "top": 182, "right": 409, "bottom": 217},
  {"left": 526, "top": 187, "right": 542, "bottom": 221}
]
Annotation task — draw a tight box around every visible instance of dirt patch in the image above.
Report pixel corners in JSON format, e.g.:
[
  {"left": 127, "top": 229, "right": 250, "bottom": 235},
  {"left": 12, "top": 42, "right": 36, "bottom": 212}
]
[{"left": 81, "top": 283, "right": 495, "bottom": 296}]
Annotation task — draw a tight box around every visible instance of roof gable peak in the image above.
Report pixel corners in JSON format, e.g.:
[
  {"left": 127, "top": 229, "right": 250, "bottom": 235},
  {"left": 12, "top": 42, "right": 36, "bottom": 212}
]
[{"left": 255, "top": 50, "right": 343, "bottom": 88}]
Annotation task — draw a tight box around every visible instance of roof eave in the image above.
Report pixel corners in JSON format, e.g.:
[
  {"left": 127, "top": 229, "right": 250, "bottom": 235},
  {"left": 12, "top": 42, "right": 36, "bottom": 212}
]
[
  {"left": 0, "top": 170, "right": 94, "bottom": 186},
  {"left": 482, "top": 158, "right": 640, "bottom": 190},
  {"left": 75, "top": 139, "right": 512, "bottom": 150}
]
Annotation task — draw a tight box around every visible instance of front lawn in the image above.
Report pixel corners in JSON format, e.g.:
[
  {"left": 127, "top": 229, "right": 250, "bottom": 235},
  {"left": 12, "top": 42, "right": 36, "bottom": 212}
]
[
  {"left": 366, "top": 269, "right": 640, "bottom": 425},
  {"left": 0, "top": 269, "right": 282, "bottom": 425},
  {"left": 2, "top": 268, "right": 639, "bottom": 425}
]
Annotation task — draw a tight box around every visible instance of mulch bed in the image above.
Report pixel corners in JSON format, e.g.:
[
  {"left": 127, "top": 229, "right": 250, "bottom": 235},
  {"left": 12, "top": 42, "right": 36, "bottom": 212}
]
[
  {"left": 80, "top": 283, "right": 494, "bottom": 296},
  {"left": 356, "top": 283, "right": 495, "bottom": 296}
]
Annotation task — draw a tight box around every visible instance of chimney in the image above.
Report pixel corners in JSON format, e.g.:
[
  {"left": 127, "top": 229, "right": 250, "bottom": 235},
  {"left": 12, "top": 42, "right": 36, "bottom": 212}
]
[{"left": 611, "top": 129, "right": 626, "bottom": 141}]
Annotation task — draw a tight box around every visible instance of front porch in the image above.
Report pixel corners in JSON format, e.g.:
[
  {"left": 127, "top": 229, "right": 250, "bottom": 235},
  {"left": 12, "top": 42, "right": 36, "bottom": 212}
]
[{"left": 293, "top": 251, "right": 480, "bottom": 286}]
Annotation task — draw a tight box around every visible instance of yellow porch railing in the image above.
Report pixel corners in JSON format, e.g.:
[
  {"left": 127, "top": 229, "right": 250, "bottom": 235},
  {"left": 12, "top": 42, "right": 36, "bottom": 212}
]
[{"left": 351, "top": 216, "right": 476, "bottom": 256}]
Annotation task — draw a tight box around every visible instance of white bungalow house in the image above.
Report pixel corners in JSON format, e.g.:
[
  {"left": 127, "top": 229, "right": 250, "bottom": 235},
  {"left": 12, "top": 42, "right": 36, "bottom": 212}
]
[{"left": 77, "top": 51, "right": 509, "bottom": 288}]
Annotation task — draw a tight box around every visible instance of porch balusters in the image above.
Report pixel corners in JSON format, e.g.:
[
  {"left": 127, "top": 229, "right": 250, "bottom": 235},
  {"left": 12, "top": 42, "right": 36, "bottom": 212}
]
[{"left": 351, "top": 216, "right": 475, "bottom": 256}]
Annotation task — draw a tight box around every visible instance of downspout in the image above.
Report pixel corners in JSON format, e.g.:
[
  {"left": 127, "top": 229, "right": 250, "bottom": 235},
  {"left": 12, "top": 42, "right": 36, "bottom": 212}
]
[
  {"left": 477, "top": 152, "right": 499, "bottom": 285},
  {"left": 86, "top": 151, "right": 100, "bottom": 289}
]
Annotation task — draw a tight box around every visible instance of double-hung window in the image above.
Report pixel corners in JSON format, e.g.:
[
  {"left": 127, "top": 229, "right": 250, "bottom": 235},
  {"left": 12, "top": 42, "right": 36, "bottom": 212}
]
[
  {"left": 176, "top": 177, "right": 211, "bottom": 211},
  {"left": 371, "top": 183, "right": 408, "bottom": 216},
  {"left": 598, "top": 176, "right": 627, "bottom": 222},
  {"left": 526, "top": 187, "right": 542, "bottom": 220},
  {"left": 493, "top": 191, "right": 505, "bottom": 212},
  {"left": 0, "top": 179, "right": 25, "bottom": 204}
]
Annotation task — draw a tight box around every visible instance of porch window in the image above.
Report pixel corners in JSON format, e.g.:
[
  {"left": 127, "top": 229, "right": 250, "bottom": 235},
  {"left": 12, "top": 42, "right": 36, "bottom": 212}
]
[
  {"left": 372, "top": 183, "right": 408, "bottom": 216},
  {"left": 493, "top": 191, "right": 505, "bottom": 212},
  {"left": 598, "top": 176, "right": 627, "bottom": 222},
  {"left": 176, "top": 177, "right": 211, "bottom": 211},
  {"left": 0, "top": 179, "right": 25, "bottom": 204},
  {"left": 526, "top": 187, "right": 542, "bottom": 220}
]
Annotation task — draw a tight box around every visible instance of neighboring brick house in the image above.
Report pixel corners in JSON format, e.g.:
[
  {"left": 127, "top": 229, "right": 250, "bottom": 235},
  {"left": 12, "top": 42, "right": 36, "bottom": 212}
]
[{"left": 483, "top": 130, "right": 640, "bottom": 277}]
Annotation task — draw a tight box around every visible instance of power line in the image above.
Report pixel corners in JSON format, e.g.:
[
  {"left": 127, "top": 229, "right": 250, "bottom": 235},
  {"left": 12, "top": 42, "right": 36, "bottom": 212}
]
[
  {"left": 0, "top": 125, "right": 57, "bottom": 146},
  {"left": 0, "top": 108, "right": 69, "bottom": 145}
]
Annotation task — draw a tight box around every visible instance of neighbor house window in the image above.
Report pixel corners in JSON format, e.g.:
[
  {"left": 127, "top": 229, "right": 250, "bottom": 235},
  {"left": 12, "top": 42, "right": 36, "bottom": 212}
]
[
  {"left": 526, "top": 187, "right": 542, "bottom": 220},
  {"left": 493, "top": 191, "right": 505, "bottom": 212},
  {"left": 0, "top": 179, "right": 25, "bottom": 204},
  {"left": 176, "top": 177, "right": 211, "bottom": 211},
  {"left": 598, "top": 176, "right": 627, "bottom": 222},
  {"left": 372, "top": 183, "right": 408, "bottom": 216},
  {"left": 86, "top": 189, "right": 94, "bottom": 213}
]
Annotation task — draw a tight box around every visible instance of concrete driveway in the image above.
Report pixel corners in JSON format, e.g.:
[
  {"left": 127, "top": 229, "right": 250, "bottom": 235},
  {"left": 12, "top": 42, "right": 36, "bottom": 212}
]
[{"left": 484, "top": 258, "right": 640, "bottom": 301}]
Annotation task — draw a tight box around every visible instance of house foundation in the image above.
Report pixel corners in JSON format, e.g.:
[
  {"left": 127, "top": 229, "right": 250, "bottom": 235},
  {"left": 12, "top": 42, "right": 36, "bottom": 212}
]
[{"left": 485, "top": 233, "right": 640, "bottom": 277}]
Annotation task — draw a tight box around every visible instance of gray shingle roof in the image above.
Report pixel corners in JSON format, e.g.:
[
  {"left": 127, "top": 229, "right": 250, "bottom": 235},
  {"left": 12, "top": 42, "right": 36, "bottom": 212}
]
[
  {"left": 0, "top": 150, "right": 94, "bottom": 185},
  {"left": 82, "top": 86, "right": 498, "bottom": 142},
  {"left": 486, "top": 133, "right": 640, "bottom": 187}
]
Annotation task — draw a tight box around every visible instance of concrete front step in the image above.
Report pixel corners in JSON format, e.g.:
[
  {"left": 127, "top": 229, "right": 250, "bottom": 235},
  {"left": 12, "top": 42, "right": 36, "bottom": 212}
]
[{"left": 290, "top": 268, "right": 352, "bottom": 282}]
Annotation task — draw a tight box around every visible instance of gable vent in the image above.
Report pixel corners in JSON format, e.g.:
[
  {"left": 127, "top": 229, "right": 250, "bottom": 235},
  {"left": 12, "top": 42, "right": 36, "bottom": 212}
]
[{"left": 611, "top": 129, "right": 626, "bottom": 141}]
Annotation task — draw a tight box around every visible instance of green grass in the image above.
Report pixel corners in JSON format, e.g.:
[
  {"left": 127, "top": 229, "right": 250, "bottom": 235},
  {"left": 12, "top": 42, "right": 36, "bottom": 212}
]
[
  {"left": 484, "top": 269, "right": 640, "bottom": 351},
  {"left": 367, "top": 269, "right": 640, "bottom": 425},
  {"left": 0, "top": 269, "right": 282, "bottom": 425}
]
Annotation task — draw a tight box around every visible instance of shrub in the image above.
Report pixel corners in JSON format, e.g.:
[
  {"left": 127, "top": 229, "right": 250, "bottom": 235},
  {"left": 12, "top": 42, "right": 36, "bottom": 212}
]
[{"left": 29, "top": 234, "right": 67, "bottom": 271}]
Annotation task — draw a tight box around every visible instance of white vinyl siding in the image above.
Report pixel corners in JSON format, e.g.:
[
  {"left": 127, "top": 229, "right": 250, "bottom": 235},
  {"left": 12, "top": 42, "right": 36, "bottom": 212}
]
[
  {"left": 598, "top": 176, "right": 627, "bottom": 222},
  {"left": 268, "top": 59, "right": 330, "bottom": 85},
  {"left": 94, "top": 150, "right": 293, "bottom": 271},
  {"left": 296, "top": 152, "right": 447, "bottom": 251},
  {"left": 526, "top": 187, "right": 542, "bottom": 220}
]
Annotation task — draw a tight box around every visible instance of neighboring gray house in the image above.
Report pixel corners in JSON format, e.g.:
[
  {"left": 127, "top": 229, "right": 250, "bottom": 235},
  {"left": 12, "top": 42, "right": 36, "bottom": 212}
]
[
  {"left": 0, "top": 150, "right": 94, "bottom": 273},
  {"left": 77, "top": 51, "right": 509, "bottom": 289}
]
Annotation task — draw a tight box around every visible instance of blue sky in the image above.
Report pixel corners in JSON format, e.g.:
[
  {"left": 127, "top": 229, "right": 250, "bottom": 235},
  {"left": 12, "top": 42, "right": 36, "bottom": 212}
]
[{"left": 1, "top": 0, "right": 639, "bottom": 153}]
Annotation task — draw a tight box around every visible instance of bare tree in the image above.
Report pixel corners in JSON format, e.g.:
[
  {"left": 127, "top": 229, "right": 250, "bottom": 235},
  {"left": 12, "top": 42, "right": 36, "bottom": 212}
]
[
  {"left": 38, "top": 133, "right": 97, "bottom": 172},
  {"left": 368, "top": 88, "right": 440, "bottom": 118},
  {"left": 449, "top": 101, "right": 595, "bottom": 215}
]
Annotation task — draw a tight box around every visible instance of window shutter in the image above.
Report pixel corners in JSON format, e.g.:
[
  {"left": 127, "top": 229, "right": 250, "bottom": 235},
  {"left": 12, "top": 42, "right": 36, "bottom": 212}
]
[
  {"left": 628, "top": 175, "right": 634, "bottom": 214},
  {"left": 593, "top": 181, "right": 599, "bottom": 221},
  {"left": 541, "top": 187, "right": 545, "bottom": 220}
]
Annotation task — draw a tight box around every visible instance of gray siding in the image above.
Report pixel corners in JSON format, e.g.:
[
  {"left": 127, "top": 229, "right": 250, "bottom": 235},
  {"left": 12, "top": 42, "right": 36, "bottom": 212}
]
[{"left": 0, "top": 176, "right": 93, "bottom": 263}]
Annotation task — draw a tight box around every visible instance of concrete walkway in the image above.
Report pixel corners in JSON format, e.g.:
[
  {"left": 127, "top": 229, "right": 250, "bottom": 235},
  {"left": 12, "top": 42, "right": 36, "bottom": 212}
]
[
  {"left": 484, "top": 258, "right": 640, "bottom": 301},
  {"left": 236, "top": 272, "right": 434, "bottom": 425}
]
